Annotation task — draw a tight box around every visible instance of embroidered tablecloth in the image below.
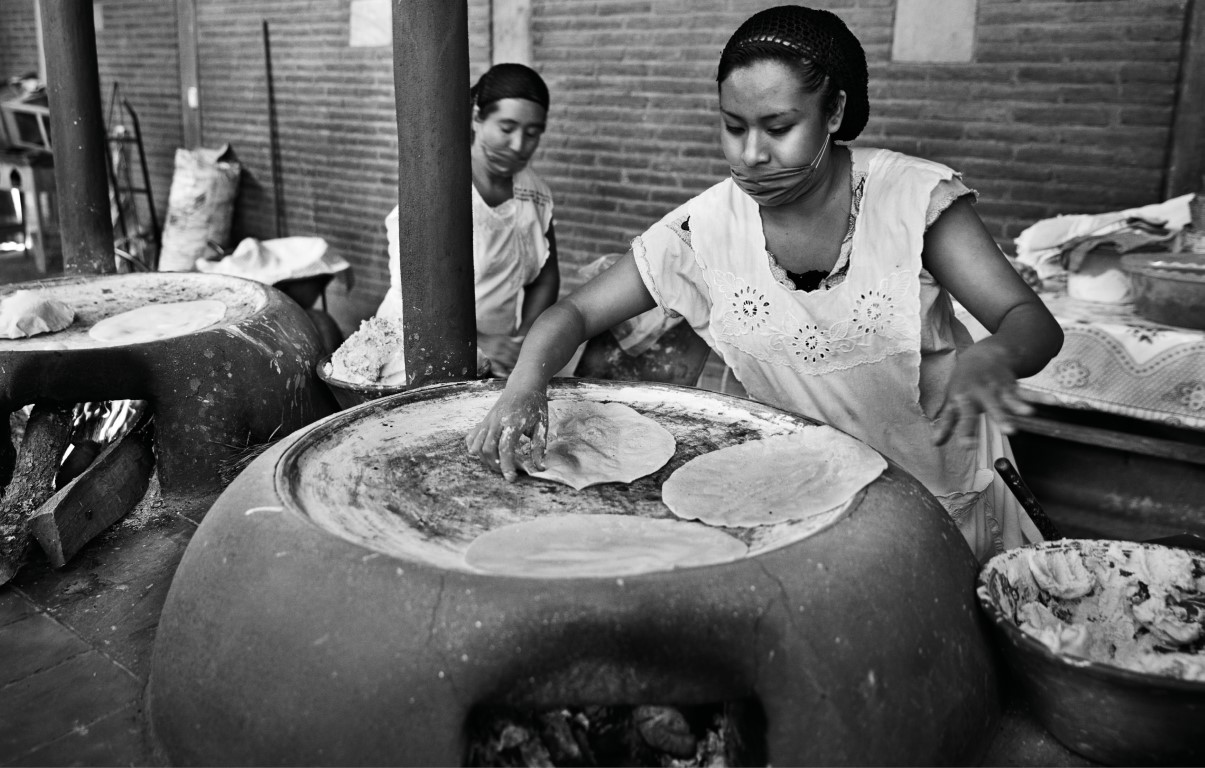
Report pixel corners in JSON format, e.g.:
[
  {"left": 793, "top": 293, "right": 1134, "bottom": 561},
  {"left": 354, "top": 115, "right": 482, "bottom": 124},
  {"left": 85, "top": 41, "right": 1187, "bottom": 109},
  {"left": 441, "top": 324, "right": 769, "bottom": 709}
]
[{"left": 965, "top": 291, "right": 1205, "bottom": 430}]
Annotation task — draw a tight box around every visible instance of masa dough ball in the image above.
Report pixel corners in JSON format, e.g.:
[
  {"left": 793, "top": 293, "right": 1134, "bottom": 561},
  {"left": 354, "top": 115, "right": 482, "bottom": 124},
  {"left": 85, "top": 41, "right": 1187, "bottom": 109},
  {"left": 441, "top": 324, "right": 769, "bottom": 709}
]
[{"left": 0, "top": 290, "right": 75, "bottom": 339}]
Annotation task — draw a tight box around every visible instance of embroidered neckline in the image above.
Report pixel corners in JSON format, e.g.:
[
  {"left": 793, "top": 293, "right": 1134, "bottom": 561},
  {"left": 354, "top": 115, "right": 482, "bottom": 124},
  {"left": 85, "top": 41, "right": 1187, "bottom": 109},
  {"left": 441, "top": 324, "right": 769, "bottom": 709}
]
[{"left": 767, "top": 167, "right": 866, "bottom": 293}]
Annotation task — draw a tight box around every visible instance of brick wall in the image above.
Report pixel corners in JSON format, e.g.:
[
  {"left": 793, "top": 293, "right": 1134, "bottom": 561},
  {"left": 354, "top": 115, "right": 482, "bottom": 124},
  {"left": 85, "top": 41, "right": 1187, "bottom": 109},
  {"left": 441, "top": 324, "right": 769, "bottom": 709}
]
[
  {"left": 3, "top": 0, "right": 1194, "bottom": 330},
  {"left": 189, "top": 0, "right": 491, "bottom": 329},
  {"left": 0, "top": 0, "right": 39, "bottom": 85},
  {"left": 533, "top": 0, "right": 1191, "bottom": 291},
  {"left": 93, "top": 0, "right": 184, "bottom": 242}
]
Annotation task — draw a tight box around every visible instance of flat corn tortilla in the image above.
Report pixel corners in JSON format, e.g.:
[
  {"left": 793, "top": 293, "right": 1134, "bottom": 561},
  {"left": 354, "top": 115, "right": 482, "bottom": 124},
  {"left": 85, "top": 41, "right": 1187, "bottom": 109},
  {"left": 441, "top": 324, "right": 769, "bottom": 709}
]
[
  {"left": 661, "top": 426, "right": 887, "bottom": 527},
  {"left": 88, "top": 300, "right": 227, "bottom": 344},
  {"left": 464, "top": 513, "right": 748, "bottom": 577},
  {"left": 519, "top": 400, "right": 676, "bottom": 490},
  {"left": 0, "top": 290, "right": 74, "bottom": 339}
]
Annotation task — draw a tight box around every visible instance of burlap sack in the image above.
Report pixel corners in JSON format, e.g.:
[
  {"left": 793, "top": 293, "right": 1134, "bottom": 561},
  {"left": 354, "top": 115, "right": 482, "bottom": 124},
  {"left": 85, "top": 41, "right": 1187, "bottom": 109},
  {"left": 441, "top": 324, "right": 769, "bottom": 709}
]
[{"left": 158, "top": 144, "right": 241, "bottom": 272}]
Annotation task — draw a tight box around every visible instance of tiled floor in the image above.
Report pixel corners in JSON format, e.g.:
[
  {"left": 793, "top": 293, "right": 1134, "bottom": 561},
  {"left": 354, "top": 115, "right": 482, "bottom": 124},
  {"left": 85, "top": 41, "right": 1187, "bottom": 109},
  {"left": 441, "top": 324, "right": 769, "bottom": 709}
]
[
  {"left": 1, "top": 477, "right": 211, "bottom": 767},
  {"left": 0, "top": 252, "right": 1092, "bottom": 767}
]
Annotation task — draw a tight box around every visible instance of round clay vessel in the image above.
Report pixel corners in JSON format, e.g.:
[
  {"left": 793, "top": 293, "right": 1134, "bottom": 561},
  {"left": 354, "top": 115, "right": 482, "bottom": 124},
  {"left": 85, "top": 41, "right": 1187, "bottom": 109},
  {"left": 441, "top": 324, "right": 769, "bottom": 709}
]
[
  {"left": 0, "top": 272, "right": 336, "bottom": 492},
  {"left": 149, "top": 379, "right": 1000, "bottom": 765}
]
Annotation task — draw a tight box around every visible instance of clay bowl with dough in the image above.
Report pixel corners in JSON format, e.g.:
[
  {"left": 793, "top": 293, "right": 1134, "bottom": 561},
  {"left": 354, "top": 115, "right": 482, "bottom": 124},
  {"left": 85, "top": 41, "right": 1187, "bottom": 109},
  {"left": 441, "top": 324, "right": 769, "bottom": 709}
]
[
  {"left": 978, "top": 539, "right": 1205, "bottom": 765},
  {"left": 150, "top": 378, "right": 1001, "bottom": 767}
]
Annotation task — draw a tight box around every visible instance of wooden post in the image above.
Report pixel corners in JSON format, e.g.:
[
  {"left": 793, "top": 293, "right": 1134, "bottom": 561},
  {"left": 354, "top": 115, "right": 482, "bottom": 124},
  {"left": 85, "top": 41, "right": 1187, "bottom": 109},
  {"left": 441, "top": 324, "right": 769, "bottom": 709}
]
[
  {"left": 38, "top": 0, "right": 114, "bottom": 276},
  {"left": 1165, "top": 0, "right": 1205, "bottom": 198},
  {"left": 392, "top": 0, "right": 477, "bottom": 386},
  {"left": 177, "top": 0, "right": 203, "bottom": 149}
]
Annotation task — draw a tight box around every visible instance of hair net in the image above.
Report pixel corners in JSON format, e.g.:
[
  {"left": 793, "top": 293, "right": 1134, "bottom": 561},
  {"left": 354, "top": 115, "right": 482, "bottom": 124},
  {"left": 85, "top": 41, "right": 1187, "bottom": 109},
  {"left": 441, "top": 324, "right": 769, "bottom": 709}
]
[{"left": 719, "top": 5, "right": 868, "bottom": 141}]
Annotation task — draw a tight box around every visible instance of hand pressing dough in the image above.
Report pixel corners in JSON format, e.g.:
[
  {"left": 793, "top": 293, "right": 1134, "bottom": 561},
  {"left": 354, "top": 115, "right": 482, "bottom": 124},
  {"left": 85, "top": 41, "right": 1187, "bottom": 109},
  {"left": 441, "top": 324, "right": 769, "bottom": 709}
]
[
  {"left": 0, "top": 290, "right": 75, "bottom": 338},
  {"left": 519, "top": 400, "right": 676, "bottom": 490},
  {"left": 464, "top": 513, "right": 747, "bottom": 577},
  {"left": 661, "top": 426, "right": 886, "bottom": 527},
  {"left": 88, "top": 300, "right": 226, "bottom": 344}
]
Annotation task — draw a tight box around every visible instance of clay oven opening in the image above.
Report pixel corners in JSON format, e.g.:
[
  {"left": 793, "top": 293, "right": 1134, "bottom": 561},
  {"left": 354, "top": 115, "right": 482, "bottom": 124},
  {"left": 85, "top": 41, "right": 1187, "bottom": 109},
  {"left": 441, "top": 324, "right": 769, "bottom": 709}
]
[{"left": 464, "top": 698, "right": 768, "bottom": 767}]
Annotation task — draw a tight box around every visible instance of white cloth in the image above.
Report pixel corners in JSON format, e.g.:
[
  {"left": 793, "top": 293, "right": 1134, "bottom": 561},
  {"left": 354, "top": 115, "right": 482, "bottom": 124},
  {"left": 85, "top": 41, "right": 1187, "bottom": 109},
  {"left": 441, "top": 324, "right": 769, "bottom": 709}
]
[
  {"left": 631, "top": 147, "right": 1039, "bottom": 562},
  {"left": 195, "top": 236, "right": 349, "bottom": 285},
  {"left": 1013, "top": 193, "right": 1196, "bottom": 280},
  {"left": 376, "top": 168, "right": 554, "bottom": 374}
]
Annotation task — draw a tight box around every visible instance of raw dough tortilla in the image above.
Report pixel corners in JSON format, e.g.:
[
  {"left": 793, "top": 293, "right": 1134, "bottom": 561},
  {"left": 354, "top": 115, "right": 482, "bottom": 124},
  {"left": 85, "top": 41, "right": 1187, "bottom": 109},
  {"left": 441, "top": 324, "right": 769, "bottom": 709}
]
[
  {"left": 661, "top": 426, "right": 887, "bottom": 527},
  {"left": 519, "top": 400, "right": 676, "bottom": 490},
  {"left": 464, "top": 513, "right": 748, "bottom": 577},
  {"left": 88, "top": 299, "right": 227, "bottom": 344},
  {"left": 0, "top": 290, "right": 74, "bottom": 339}
]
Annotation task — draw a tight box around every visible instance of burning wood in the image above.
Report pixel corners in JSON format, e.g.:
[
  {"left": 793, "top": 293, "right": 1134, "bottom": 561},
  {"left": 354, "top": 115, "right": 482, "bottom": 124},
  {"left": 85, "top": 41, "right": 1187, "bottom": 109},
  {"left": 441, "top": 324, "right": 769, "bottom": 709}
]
[
  {"left": 464, "top": 702, "right": 762, "bottom": 767},
  {"left": 0, "top": 404, "right": 74, "bottom": 584},
  {"left": 31, "top": 402, "right": 153, "bottom": 568}
]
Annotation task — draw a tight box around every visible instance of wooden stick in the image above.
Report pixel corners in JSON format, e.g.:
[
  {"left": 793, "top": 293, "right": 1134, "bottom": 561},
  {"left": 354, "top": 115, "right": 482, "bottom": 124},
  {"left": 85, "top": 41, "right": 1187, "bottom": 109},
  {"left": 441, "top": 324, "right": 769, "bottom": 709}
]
[
  {"left": 0, "top": 404, "right": 74, "bottom": 584},
  {"left": 994, "top": 457, "right": 1063, "bottom": 541},
  {"left": 30, "top": 405, "right": 153, "bottom": 569}
]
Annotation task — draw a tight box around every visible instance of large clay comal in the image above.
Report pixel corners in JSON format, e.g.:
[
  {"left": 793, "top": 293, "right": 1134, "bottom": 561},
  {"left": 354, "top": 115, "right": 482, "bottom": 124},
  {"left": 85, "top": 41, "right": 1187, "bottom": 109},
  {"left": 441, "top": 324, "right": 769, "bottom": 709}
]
[
  {"left": 149, "top": 379, "right": 1001, "bottom": 766},
  {"left": 0, "top": 272, "right": 337, "bottom": 493}
]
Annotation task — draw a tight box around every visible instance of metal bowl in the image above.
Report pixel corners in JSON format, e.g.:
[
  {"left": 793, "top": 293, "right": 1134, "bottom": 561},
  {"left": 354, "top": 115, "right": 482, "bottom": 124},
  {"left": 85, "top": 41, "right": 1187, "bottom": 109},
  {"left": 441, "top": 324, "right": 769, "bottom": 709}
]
[
  {"left": 315, "top": 353, "right": 408, "bottom": 409},
  {"left": 1121, "top": 252, "right": 1205, "bottom": 330},
  {"left": 977, "top": 539, "right": 1205, "bottom": 765}
]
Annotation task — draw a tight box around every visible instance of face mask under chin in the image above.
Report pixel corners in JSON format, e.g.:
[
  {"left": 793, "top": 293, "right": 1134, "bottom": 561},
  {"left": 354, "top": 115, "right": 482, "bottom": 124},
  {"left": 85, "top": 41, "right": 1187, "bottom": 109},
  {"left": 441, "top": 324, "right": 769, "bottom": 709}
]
[
  {"left": 730, "top": 134, "right": 832, "bottom": 207},
  {"left": 476, "top": 138, "right": 528, "bottom": 177}
]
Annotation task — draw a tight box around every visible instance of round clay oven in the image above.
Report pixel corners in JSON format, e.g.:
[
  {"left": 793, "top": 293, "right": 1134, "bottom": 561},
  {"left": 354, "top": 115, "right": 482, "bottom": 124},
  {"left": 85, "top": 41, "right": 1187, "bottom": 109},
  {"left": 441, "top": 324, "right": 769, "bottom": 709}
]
[
  {"left": 149, "top": 379, "right": 1000, "bottom": 765},
  {"left": 0, "top": 272, "right": 336, "bottom": 493}
]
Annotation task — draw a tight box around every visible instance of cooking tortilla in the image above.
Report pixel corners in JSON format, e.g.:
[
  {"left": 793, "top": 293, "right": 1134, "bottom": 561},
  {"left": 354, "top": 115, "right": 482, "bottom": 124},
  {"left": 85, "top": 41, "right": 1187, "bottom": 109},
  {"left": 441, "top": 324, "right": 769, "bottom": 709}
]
[
  {"left": 464, "top": 513, "right": 748, "bottom": 577},
  {"left": 0, "top": 290, "right": 74, "bottom": 339},
  {"left": 661, "top": 426, "right": 886, "bottom": 527},
  {"left": 88, "top": 299, "right": 227, "bottom": 344},
  {"left": 519, "top": 400, "right": 676, "bottom": 490}
]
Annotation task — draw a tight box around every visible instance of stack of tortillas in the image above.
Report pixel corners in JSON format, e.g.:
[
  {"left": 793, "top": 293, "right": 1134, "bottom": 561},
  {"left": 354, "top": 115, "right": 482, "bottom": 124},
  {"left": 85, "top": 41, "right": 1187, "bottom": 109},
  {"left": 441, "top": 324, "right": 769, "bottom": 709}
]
[
  {"left": 88, "top": 300, "right": 227, "bottom": 344},
  {"left": 661, "top": 425, "right": 887, "bottom": 527}
]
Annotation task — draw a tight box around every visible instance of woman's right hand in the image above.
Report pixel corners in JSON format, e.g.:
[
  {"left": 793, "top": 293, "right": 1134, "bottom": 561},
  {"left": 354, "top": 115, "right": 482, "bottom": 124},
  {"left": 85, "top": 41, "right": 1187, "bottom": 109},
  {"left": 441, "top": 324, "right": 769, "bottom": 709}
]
[{"left": 465, "top": 386, "right": 549, "bottom": 482}]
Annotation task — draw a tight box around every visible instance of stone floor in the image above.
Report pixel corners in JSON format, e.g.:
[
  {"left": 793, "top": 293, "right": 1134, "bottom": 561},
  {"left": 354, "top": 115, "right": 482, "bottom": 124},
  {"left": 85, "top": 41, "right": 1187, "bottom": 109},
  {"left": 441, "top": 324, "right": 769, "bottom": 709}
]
[{"left": 0, "top": 250, "right": 1096, "bottom": 767}]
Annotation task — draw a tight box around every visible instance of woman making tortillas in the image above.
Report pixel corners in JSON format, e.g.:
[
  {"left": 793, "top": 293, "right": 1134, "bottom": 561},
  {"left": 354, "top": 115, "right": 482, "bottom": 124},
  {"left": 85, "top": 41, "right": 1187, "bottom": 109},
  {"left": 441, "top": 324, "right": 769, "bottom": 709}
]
[
  {"left": 467, "top": 5, "right": 1064, "bottom": 563},
  {"left": 376, "top": 63, "right": 560, "bottom": 377}
]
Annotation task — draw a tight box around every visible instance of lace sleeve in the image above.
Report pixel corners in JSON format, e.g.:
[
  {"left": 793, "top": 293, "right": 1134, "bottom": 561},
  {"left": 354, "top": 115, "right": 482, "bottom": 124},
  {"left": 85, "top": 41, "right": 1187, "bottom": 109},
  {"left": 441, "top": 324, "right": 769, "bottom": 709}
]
[{"left": 925, "top": 176, "right": 976, "bottom": 230}]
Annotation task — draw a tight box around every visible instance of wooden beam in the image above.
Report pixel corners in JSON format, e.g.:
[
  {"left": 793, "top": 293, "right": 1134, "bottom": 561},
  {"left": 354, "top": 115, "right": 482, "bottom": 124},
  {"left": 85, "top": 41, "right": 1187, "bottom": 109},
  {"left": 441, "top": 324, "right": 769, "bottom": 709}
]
[
  {"left": 31, "top": 405, "right": 154, "bottom": 569},
  {"left": 38, "top": 0, "right": 114, "bottom": 275},
  {"left": 0, "top": 404, "right": 73, "bottom": 585},
  {"left": 1013, "top": 412, "right": 1205, "bottom": 467},
  {"left": 392, "top": 0, "right": 476, "bottom": 387},
  {"left": 1165, "top": 0, "right": 1205, "bottom": 198},
  {"left": 177, "top": 0, "right": 203, "bottom": 148}
]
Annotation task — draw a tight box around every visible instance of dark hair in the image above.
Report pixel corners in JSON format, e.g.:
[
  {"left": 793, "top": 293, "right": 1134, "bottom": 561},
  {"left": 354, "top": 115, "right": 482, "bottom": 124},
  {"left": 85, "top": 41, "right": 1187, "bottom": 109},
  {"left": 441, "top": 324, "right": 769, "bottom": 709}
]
[
  {"left": 717, "top": 5, "right": 869, "bottom": 142},
  {"left": 470, "top": 63, "right": 550, "bottom": 119}
]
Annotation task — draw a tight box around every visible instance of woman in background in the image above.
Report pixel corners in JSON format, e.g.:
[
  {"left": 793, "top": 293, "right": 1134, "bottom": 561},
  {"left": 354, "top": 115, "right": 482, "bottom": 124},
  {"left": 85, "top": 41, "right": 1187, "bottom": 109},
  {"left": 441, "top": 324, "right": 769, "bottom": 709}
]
[{"left": 376, "top": 63, "right": 560, "bottom": 377}]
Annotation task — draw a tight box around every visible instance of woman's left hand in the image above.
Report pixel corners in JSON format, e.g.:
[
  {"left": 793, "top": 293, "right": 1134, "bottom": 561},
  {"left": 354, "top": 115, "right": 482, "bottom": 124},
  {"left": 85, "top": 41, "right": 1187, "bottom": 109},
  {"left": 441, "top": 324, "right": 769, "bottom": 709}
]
[{"left": 933, "top": 341, "right": 1034, "bottom": 446}]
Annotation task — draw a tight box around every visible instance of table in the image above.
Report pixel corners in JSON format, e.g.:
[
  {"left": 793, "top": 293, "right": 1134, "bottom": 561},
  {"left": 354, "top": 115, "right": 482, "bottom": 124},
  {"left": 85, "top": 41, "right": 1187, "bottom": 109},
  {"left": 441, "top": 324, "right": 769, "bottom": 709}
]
[
  {"left": 1021, "top": 291, "right": 1205, "bottom": 430},
  {"left": 961, "top": 289, "right": 1205, "bottom": 433}
]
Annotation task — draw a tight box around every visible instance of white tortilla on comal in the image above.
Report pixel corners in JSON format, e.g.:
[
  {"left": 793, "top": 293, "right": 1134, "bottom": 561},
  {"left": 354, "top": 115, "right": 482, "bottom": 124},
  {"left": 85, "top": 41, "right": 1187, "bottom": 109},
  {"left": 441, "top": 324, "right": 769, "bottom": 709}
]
[
  {"left": 662, "top": 426, "right": 887, "bottom": 527},
  {"left": 520, "top": 400, "right": 676, "bottom": 490},
  {"left": 464, "top": 513, "right": 747, "bottom": 577},
  {"left": 88, "top": 300, "right": 227, "bottom": 344},
  {"left": 0, "top": 290, "right": 74, "bottom": 339}
]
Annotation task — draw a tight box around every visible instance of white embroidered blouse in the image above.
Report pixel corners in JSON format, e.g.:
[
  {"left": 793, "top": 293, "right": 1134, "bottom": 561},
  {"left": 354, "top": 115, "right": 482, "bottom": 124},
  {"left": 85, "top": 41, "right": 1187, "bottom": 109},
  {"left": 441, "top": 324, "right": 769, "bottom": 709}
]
[{"left": 630, "top": 147, "right": 1038, "bottom": 562}]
